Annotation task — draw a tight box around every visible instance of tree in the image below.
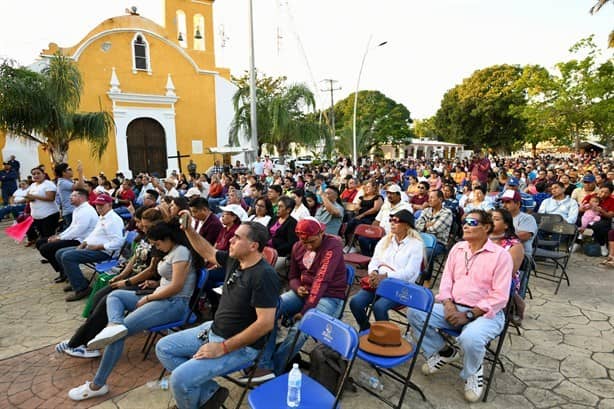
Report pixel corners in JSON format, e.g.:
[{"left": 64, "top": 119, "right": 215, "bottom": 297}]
[
  {"left": 229, "top": 72, "right": 320, "bottom": 160},
  {"left": 534, "top": 37, "right": 613, "bottom": 152},
  {"left": 0, "top": 52, "right": 113, "bottom": 164},
  {"left": 589, "top": 0, "right": 614, "bottom": 47},
  {"left": 332, "top": 90, "right": 413, "bottom": 155},
  {"left": 434, "top": 64, "right": 528, "bottom": 153},
  {"left": 413, "top": 117, "right": 439, "bottom": 140}
]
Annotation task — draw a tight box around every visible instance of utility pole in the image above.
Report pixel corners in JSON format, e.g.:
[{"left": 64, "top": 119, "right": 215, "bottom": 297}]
[{"left": 320, "top": 79, "right": 341, "bottom": 139}]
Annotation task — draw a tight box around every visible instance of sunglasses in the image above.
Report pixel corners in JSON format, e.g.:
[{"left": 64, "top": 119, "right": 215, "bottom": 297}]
[
  {"left": 389, "top": 216, "right": 400, "bottom": 223},
  {"left": 463, "top": 217, "right": 481, "bottom": 227}
]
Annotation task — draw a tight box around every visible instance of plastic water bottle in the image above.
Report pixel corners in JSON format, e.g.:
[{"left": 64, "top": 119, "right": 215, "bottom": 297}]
[
  {"left": 359, "top": 371, "right": 384, "bottom": 392},
  {"left": 287, "top": 363, "right": 302, "bottom": 407}
]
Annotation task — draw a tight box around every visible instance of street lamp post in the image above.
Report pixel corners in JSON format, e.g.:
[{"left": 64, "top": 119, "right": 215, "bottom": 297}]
[
  {"left": 352, "top": 37, "right": 387, "bottom": 167},
  {"left": 248, "top": 0, "right": 258, "bottom": 165}
]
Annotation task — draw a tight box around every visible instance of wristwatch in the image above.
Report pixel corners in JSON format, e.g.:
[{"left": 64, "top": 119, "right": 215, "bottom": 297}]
[{"left": 465, "top": 310, "right": 475, "bottom": 321}]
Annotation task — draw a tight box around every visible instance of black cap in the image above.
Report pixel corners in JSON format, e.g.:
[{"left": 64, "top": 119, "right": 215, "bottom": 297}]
[{"left": 391, "top": 209, "right": 415, "bottom": 228}]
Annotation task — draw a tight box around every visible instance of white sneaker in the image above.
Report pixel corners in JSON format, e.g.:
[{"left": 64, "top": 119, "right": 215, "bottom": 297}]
[
  {"left": 64, "top": 345, "right": 102, "bottom": 358},
  {"left": 464, "top": 365, "right": 484, "bottom": 402},
  {"left": 421, "top": 346, "right": 460, "bottom": 375},
  {"left": 68, "top": 381, "right": 109, "bottom": 401},
  {"left": 55, "top": 340, "right": 70, "bottom": 353},
  {"left": 87, "top": 324, "right": 128, "bottom": 350},
  {"left": 601, "top": 245, "right": 609, "bottom": 257}
]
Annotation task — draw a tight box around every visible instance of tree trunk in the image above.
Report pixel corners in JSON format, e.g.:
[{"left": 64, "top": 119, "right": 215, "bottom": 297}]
[
  {"left": 532, "top": 142, "right": 537, "bottom": 158},
  {"left": 50, "top": 147, "right": 68, "bottom": 166}
]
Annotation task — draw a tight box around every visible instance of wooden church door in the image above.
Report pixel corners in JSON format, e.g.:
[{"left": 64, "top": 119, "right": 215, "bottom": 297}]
[{"left": 126, "top": 118, "right": 168, "bottom": 176}]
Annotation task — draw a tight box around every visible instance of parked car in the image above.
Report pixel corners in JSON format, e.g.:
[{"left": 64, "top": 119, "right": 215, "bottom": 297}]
[{"left": 295, "top": 155, "right": 314, "bottom": 168}]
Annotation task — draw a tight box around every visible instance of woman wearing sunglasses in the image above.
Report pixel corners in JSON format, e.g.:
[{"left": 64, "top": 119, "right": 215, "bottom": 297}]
[{"left": 349, "top": 209, "right": 424, "bottom": 331}]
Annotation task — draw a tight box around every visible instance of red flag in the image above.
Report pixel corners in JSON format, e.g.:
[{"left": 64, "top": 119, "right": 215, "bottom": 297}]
[{"left": 5, "top": 215, "right": 34, "bottom": 242}]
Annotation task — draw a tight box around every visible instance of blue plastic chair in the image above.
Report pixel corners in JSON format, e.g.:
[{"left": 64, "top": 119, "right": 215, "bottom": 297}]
[
  {"left": 338, "top": 265, "right": 355, "bottom": 319},
  {"left": 141, "top": 268, "right": 209, "bottom": 359},
  {"left": 248, "top": 309, "right": 359, "bottom": 409},
  {"left": 93, "top": 230, "right": 139, "bottom": 273},
  {"left": 354, "top": 278, "right": 434, "bottom": 408}
]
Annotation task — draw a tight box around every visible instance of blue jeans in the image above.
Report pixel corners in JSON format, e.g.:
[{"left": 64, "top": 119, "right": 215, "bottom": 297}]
[
  {"left": 208, "top": 197, "right": 226, "bottom": 214},
  {"left": 349, "top": 289, "right": 400, "bottom": 331},
  {"left": 358, "top": 236, "right": 378, "bottom": 257},
  {"left": 262, "top": 290, "right": 343, "bottom": 374},
  {"left": 408, "top": 303, "right": 504, "bottom": 379},
  {"left": 156, "top": 321, "right": 259, "bottom": 409},
  {"left": 93, "top": 290, "right": 188, "bottom": 387},
  {"left": 56, "top": 247, "right": 111, "bottom": 292},
  {"left": 0, "top": 204, "right": 25, "bottom": 220}
]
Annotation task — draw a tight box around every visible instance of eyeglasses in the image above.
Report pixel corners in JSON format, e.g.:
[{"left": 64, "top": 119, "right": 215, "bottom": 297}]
[
  {"left": 255, "top": 203, "right": 265, "bottom": 208},
  {"left": 463, "top": 217, "right": 481, "bottom": 227}
]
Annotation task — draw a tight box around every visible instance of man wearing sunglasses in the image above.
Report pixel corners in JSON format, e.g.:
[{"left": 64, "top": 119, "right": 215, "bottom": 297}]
[
  {"left": 158, "top": 219, "right": 279, "bottom": 409},
  {"left": 409, "top": 209, "right": 513, "bottom": 403}
]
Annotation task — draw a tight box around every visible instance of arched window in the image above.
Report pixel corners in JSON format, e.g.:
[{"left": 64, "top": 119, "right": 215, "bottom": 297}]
[
  {"left": 176, "top": 10, "right": 187, "bottom": 48},
  {"left": 193, "top": 14, "right": 205, "bottom": 51},
  {"left": 132, "top": 33, "right": 151, "bottom": 74}
]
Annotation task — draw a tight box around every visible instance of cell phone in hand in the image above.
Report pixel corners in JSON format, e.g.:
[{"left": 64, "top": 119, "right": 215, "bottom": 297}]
[{"left": 180, "top": 213, "right": 189, "bottom": 229}]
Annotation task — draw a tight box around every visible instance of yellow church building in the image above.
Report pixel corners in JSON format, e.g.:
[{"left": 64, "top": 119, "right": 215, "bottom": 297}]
[{"left": 1, "top": 0, "right": 249, "bottom": 178}]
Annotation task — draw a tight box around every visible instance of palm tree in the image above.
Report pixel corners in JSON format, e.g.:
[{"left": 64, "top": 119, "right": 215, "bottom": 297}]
[
  {"left": 0, "top": 52, "right": 113, "bottom": 164},
  {"left": 229, "top": 78, "right": 320, "bottom": 161},
  {"left": 590, "top": 0, "right": 614, "bottom": 47}
]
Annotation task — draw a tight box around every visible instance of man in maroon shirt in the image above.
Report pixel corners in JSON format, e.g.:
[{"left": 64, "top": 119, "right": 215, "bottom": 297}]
[
  {"left": 255, "top": 217, "right": 347, "bottom": 377},
  {"left": 469, "top": 152, "right": 491, "bottom": 184}
]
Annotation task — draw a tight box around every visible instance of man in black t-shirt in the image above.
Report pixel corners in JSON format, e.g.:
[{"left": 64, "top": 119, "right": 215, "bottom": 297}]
[{"left": 156, "top": 220, "right": 279, "bottom": 409}]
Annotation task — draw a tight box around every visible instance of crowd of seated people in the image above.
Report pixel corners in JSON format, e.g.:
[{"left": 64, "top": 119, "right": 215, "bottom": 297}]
[{"left": 5, "top": 151, "right": 613, "bottom": 407}]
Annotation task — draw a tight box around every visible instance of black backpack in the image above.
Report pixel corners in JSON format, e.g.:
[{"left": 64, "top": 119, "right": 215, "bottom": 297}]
[{"left": 308, "top": 343, "right": 356, "bottom": 394}]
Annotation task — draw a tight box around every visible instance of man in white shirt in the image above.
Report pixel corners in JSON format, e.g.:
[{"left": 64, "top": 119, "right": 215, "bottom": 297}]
[
  {"left": 56, "top": 194, "right": 125, "bottom": 302},
  {"left": 38, "top": 188, "right": 99, "bottom": 283},
  {"left": 538, "top": 182, "right": 579, "bottom": 224}
]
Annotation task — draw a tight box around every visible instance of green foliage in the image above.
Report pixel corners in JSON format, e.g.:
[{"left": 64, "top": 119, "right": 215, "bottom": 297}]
[
  {"left": 0, "top": 52, "right": 112, "bottom": 163},
  {"left": 520, "top": 36, "right": 613, "bottom": 152},
  {"left": 434, "top": 64, "right": 528, "bottom": 154},
  {"left": 229, "top": 71, "right": 320, "bottom": 160},
  {"left": 332, "top": 90, "right": 413, "bottom": 154},
  {"left": 413, "top": 117, "right": 438, "bottom": 140}
]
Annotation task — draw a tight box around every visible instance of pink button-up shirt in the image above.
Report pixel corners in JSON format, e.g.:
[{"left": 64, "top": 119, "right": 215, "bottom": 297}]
[{"left": 436, "top": 239, "right": 512, "bottom": 318}]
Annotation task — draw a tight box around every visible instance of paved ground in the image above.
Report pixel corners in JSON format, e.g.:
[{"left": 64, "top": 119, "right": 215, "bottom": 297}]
[{"left": 0, "top": 219, "right": 613, "bottom": 409}]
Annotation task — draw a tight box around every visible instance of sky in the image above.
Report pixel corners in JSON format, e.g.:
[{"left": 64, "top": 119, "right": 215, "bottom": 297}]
[{"left": 0, "top": 0, "right": 612, "bottom": 120}]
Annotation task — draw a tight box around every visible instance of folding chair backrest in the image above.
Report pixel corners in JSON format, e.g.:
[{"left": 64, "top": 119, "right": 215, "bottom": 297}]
[
  {"left": 298, "top": 309, "right": 359, "bottom": 360},
  {"left": 419, "top": 232, "right": 437, "bottom": 252},
  {"left": 376, "top": 278, "right": 434, "bottom": 313},
  {"left": 262, "top": 246, "right": 278, "bottom": 267},
  {"left": 536, "top": 213, "right": 563, "bottom": 227},
  {"left": 339, "top": 265, "right": 356, "bottom": 318},
  {"left": 125, "top": 230, "right": 139, "bottom": 246},
  {"left": 354, "top": 224, "right": 386, "bottom": 240}
]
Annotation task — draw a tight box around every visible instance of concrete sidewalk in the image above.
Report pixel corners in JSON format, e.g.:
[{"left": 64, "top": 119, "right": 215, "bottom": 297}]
[{"left": 0, "top": 222, "right": 612, "bottom": 408}]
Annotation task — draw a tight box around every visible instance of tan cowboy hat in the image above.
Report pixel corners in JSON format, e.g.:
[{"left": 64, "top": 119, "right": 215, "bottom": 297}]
[{"left": 359, "top": 321, "right": 412, "bottom": 357}]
